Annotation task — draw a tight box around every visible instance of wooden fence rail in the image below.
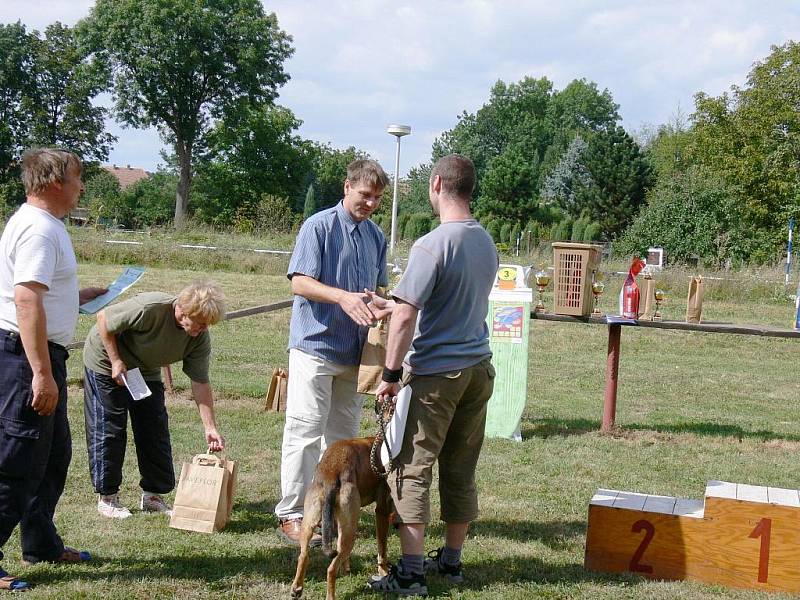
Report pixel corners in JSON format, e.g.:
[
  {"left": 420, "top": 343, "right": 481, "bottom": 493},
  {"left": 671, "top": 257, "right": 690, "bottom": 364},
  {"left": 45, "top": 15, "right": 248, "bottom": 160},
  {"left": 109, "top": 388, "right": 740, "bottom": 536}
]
[{"left": 65, "top": 299, "right": 294, "bottom": 351}]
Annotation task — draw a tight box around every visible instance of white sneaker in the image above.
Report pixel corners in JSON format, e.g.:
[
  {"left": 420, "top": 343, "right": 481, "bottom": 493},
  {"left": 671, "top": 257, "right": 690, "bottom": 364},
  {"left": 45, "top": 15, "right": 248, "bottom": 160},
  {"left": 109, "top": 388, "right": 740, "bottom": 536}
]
[
  {"left": 141, "top": 492, "right": 173, "bottom": 516},
  {"left": 98, "top": 494, "right": 133, "bottom": 519}
]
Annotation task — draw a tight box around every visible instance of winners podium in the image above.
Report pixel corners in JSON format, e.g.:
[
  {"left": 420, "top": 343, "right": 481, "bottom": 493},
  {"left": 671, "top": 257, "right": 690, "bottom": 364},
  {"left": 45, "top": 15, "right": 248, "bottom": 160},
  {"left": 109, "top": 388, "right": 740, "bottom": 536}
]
[{"left": 585, "top": 480, "right": 800, "bottom": 593}]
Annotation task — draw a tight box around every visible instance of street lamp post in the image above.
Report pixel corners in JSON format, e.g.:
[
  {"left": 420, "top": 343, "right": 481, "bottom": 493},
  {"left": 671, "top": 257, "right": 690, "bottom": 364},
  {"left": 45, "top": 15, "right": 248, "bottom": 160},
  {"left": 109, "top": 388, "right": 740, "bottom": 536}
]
[{"left": 387, "top": 124, "right": 411, "bottom": 256}]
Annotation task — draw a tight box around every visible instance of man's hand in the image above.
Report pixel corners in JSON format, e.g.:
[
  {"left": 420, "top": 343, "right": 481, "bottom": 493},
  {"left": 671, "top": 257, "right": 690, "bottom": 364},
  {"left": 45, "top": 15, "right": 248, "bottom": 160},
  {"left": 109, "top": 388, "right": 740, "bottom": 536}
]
[
  {"left": 338, "top": 291, "right": 377, "bottom": 326},
  {"left": 205, "top": 428, "right": 226, "bottom": 453},
  {"left": 79, "top": 286, "right": 108, "bottom": 305},
  {"left": 365, "top": 289, "right": 395, "bottom": 321},
  {"left": 110, "top": 359, "right": 128, "bottom": 386},
  {"left": 375, "top": 380, "right": 400, "bottom": 404},
  {"left": 31, "top": 372, "right": 59, "bottom": 416}
]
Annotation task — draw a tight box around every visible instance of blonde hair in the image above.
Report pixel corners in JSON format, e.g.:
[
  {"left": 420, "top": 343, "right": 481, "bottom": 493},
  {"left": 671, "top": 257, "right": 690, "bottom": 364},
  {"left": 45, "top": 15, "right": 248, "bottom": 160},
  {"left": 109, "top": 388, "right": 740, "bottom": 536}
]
[
  {"left": 177, "top": 282, "right": 226, "bottom": 325},
  {"left": 346, "top": 159, "right": 390, "bottom": 191},
  {"left": 21, "top": 148, "right": 83, "bottom": 195}
]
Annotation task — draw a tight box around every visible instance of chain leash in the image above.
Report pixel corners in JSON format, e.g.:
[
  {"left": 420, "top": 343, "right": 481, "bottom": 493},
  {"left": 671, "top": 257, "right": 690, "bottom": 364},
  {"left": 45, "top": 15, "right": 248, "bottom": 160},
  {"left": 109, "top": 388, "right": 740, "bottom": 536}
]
[{"left": 370, "top": 394, "right": 396, "bottom": 479}]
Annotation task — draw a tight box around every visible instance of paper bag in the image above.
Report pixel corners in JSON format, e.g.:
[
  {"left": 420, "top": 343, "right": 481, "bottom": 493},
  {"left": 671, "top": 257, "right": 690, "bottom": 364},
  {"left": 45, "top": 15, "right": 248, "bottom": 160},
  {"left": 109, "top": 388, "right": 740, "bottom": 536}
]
[
  {"left": 686, "top": 276, "right": 704, "bottom": 323},
  {"left": 265, "top": 367, "right": 288, "bottom": 411},
  {"left": 357, "top": 319, "right": 389, "bottom": 395},
  {"left": 639, "top": 277, "right": 656, "bottom": 320},
  {"left": 169, "top": 453, "right": 237, "bottom": 533}
]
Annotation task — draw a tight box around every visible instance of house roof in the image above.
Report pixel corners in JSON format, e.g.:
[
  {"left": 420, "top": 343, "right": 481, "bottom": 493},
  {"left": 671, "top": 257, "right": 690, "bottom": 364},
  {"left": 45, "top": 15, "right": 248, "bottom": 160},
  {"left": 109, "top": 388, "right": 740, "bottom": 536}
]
[{"left": 102, "top": 165, "right": 150, "bottom": 189}]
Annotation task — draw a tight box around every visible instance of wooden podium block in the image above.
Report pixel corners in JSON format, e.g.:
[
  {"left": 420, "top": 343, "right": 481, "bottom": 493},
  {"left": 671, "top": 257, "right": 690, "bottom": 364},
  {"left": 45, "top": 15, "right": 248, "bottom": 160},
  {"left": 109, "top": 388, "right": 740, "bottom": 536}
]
[{"left": 585, "top": 480, "right": 800, "bottom": 593}]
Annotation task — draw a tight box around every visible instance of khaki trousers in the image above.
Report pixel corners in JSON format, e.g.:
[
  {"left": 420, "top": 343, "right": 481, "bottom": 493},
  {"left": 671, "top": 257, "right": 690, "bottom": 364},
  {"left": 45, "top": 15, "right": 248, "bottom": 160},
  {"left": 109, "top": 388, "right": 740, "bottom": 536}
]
[{"left": 389, "top": 358, "right": 495, "bottom": 524}]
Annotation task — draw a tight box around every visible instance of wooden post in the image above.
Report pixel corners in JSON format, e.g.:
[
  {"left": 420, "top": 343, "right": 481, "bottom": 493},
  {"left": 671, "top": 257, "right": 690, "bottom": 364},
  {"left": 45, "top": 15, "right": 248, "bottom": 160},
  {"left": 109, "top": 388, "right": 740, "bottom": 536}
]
[
  {"left": 162, "top": 365, "right": 174, "bottom": 394},
  {"left": 602, "top": 324, "right": 621, "bottom": 432}
]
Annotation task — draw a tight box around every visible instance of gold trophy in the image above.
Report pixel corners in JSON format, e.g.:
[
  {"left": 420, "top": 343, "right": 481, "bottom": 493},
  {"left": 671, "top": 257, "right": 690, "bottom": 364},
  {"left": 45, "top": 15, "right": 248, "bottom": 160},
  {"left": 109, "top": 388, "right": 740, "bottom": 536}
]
[
  {"left": 533, "top": 265, "right": 551, "bottom": 313},
  {"left": 653, "top": 288, "right": 666, "bottom": 321},
  {"left": 591, "top": 271, "right": 605, "bottom": 317}
]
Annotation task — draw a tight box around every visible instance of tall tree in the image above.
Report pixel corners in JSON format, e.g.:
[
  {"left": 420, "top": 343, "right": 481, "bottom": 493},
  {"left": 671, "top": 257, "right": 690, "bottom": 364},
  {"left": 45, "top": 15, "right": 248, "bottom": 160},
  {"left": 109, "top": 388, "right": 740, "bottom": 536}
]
[
  {"left": 310, "top": 144, "right": 368, "bottom": 208},
  {"left": 430, "top": 75, "right": 622, "bottom": 224},
  {"left": 577, "top": 126, "right": 653, "bottom": 238},
  {"left": 28, "top": 23, "right": 114, "bottom": 161},
  {"left": 80, "top": 0, "right": 293, "bottom": 227},
  {"left": 302, "top": 184, "right": 317, "bottom": 219},
  {"left": 0, "top": 22, "right": 34, "bottom": 182},
  {"left": 540, "top": 134, "right": 593, "bottom": 216},
  {"left": 193, "top": 104, "right": 314, "bottom": 223},
  {"left": 691, "top": 40, "right": 800, "bottom": 250},
  {"left": 0, "top": 21, "right": 114, "bottom": 205}
]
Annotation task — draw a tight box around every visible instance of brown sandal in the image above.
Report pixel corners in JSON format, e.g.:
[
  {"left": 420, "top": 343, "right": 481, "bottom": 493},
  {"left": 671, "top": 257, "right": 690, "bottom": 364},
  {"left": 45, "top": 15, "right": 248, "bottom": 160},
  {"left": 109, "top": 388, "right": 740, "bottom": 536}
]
[
  {"left": 53, "top": 547, "right": 92, "bottom": 563},
  {"left": 22, "top": 546, "right": 91, "bottom": 566}
]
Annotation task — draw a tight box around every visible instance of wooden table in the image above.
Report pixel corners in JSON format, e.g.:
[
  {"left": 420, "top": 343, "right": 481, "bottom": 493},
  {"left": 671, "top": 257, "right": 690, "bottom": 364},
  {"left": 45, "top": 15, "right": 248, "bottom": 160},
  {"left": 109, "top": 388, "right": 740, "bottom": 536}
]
[{"left": 530, "top": 313, "right": 800, "bottom": 432}]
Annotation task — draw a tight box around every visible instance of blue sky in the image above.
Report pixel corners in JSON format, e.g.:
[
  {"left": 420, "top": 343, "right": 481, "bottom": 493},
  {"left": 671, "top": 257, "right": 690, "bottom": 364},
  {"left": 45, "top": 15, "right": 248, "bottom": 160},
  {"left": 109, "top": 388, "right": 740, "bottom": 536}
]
[{"left": 2, "top": 1, "right": 798, "bottom": 177}]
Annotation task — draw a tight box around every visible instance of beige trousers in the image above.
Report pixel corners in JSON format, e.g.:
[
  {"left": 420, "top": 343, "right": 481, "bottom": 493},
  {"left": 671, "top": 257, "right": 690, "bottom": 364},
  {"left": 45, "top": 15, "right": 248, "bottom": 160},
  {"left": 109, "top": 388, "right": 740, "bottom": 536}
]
[{"left": 274, "top": 348, "right": 364, "bottom": 520}]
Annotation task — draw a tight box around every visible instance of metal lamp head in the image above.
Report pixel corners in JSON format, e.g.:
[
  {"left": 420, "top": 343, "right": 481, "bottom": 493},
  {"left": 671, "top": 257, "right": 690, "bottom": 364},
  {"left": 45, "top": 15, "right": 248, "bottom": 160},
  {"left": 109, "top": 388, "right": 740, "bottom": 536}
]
[{"left": 387, "top": 124, "right": 411, "bottom": 137}]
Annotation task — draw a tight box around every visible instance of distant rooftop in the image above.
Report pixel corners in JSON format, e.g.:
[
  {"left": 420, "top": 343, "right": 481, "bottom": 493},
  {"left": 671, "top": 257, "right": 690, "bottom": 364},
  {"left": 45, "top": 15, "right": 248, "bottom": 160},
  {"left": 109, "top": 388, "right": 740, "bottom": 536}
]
[{"left": 103, "top": 164, "right": 151, "bottom": 189}]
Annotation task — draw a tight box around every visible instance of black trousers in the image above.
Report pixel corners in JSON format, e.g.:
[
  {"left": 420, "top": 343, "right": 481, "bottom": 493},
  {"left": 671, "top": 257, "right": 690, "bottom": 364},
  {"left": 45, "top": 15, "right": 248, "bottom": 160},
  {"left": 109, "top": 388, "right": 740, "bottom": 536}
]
[
  {"left": 83, "top": 367, "right": 175, "bottom": 496},
  {"left": 0, "top": 329, "right": 69, "bottom": 564}
]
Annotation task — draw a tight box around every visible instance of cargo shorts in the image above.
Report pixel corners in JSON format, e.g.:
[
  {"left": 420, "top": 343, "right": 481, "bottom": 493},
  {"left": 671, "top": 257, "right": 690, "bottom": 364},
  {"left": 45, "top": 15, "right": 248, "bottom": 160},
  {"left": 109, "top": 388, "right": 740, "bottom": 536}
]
[{"left": 388, "top": 358, "right": 495, "bottom": 524}]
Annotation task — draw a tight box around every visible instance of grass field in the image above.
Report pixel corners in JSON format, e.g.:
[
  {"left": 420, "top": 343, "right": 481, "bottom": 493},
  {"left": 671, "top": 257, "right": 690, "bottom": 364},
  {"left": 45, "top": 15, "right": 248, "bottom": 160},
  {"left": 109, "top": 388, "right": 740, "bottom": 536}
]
[{"left": 5, "top": 248, "right": 800, "bottom": 599}]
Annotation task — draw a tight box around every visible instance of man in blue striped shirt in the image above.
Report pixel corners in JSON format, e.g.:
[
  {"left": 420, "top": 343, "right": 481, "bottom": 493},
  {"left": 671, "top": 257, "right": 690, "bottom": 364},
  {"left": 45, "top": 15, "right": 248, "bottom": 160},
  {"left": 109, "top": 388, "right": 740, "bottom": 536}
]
[{"left": 276, "top": 159, "right": 390, "bottom": 545}]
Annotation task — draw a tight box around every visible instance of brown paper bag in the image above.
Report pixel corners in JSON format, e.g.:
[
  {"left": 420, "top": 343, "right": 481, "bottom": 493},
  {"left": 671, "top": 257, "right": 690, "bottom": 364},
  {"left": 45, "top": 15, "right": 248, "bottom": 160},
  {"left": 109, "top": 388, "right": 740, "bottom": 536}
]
[
  {"left": 686, "top": 276, "right": 704, "bottom": 323},
  {"left": 639, "top": 277, "right": 656, "bottom": 320},
  {"left": 264, "top": 367, "right": 288, "bottom": 411},
  {"left": 170, "top": 453, "right": 237, "bottom": 533},
  {"left": 357, "top": 318, "right": 389, "bottom": 395}
]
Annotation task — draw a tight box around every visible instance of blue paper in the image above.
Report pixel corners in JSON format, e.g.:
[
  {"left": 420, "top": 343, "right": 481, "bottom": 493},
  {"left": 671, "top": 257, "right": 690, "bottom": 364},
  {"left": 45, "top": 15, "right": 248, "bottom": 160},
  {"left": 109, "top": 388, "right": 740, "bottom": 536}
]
[{"left": 79, "top": 267, "right": 145, "bottom": 314}]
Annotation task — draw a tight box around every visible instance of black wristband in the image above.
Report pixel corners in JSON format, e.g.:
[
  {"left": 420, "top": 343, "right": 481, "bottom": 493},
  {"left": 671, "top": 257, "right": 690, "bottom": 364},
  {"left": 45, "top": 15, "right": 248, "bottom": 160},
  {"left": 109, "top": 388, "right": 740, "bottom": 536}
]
[{"left": 382, "top": 367, "right": 402, "bottom": 383}]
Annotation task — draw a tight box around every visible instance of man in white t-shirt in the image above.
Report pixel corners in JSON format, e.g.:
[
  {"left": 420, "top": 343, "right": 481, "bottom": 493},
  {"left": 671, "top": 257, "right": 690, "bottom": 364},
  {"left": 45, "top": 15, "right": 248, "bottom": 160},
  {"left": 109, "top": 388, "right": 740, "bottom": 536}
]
[{"left": 0, "top": 148, "right": 105, "bottom": 590}]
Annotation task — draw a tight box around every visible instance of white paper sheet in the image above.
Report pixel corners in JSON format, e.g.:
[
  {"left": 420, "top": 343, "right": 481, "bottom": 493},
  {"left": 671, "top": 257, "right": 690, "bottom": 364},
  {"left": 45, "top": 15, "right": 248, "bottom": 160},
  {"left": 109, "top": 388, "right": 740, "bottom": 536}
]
[
  {"left": 380, "top": 385, "right": 411, "bottom": 467},
  {"left": 121, "top": 368, "right": 152, "bottom": 401}
]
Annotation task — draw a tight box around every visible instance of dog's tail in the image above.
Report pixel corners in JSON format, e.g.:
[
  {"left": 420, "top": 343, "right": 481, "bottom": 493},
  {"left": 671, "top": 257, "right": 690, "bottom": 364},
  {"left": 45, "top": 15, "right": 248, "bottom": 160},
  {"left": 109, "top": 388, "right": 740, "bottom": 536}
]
[{"left": 321, "top": 478, "right": 340, "bottom": 558}]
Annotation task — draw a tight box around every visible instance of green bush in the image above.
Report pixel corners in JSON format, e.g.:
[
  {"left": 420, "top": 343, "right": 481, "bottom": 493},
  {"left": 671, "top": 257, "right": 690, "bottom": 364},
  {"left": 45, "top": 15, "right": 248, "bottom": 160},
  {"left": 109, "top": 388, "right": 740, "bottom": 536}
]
[
  {"left": 255, "top": 195, "right": 294, "bottom": 233},
  {"left": 83, "top": 170, "right": 121, "bottom": 223},
  {"left": 615, "top": 166, "right": 738, "bottom": 263},
  {"left": 551, "top": 217, "right": 573, "bottom": 241},
  {"left": 397, "top": 213, "right": 410, "bottom": 240},
  {"left": 100, "top": 172, "right": 176, "bottom": 229},
  {"left": 485, "top": 219, "right": 501, "bottom": 242},
  {"left": 583, "top": 222, "right": 602, "bottom": 242},
  {"left": 571, "top": 215, "right": 591, "bottom": 241},
  {"left": 500, "top": 221, "right": 513, "bottom": 244},
  {"left": 404, "top": 213, "right": 431, "bottom": 240},
  {"left": 0, "top": 179, "right": 25, "bottom": 212}
]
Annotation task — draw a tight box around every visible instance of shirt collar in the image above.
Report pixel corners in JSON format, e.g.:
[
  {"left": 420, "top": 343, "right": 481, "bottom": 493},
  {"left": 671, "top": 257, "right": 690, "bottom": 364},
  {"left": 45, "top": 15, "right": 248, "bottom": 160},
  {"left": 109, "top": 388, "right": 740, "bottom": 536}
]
[{"left": 335, "top": 200, "right": 360, "bottom": 233}]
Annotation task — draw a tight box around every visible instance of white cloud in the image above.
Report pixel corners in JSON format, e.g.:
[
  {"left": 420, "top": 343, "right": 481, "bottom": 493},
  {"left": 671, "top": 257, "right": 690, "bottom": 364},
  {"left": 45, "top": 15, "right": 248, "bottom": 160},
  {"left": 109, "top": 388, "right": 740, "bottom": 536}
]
[{"left": 1, "top": 0, "right": 798, "bottom": 173}]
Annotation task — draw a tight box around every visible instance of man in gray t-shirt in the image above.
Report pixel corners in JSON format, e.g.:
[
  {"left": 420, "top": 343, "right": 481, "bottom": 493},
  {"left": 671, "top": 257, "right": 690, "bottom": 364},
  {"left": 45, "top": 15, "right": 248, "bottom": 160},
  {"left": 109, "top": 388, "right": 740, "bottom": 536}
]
[{"left": 369, "top": 154, "right": 498, "bottom": 596}]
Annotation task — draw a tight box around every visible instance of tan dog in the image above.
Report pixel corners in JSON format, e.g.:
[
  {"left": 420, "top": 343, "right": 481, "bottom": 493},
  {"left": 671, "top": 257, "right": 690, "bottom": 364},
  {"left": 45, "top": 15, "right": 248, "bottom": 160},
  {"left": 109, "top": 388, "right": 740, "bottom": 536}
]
[{"left": 291, "top": 436, "right": 392, "bottom": 600}]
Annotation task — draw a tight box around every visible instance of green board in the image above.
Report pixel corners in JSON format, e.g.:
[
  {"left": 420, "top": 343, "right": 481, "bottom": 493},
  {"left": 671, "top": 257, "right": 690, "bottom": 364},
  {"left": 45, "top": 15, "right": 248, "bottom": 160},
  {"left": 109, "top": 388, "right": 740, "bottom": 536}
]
[{"left": 485, "top": 299, "right": 531, "bottom": 440}]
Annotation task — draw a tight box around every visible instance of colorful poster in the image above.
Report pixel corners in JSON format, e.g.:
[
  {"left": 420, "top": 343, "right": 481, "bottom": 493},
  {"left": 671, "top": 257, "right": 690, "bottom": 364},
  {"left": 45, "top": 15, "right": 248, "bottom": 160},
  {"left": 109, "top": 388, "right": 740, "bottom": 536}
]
[{"left": 491, "top": 304, "right": 524, "bottom": 343}]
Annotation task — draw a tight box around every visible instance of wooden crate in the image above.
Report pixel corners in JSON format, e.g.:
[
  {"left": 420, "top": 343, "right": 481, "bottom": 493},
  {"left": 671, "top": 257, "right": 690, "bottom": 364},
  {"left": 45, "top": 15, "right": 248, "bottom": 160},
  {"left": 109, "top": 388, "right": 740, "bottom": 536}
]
[
  {"left": 551, "top": 243, "right": 601, "bottom": 316},
  {"left": 584, "top": 480, "right": 800, "bottom": 593}
]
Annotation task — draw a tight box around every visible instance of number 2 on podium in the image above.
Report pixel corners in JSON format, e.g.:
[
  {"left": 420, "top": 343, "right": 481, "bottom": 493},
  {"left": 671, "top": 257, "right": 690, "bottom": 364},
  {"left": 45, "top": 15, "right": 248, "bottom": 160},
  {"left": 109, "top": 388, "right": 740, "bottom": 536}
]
[{"left": 628, "top": 517, "right": 772, "bottom": 584}]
